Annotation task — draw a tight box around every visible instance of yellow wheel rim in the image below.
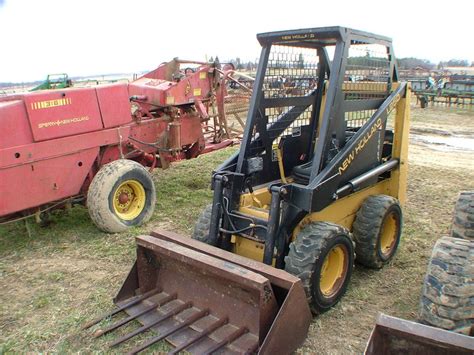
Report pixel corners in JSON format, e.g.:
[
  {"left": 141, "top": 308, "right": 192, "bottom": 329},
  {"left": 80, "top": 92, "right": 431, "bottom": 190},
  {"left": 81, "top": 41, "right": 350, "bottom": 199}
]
[
  {"left": 379, "top": 212, "right": 398, "bottom": 257},
  {"left": 320, "top": 245, "right": 347, "bottom": 298},
  {"left": 112, "top": 180, "right": 146, "bottom": 220}
]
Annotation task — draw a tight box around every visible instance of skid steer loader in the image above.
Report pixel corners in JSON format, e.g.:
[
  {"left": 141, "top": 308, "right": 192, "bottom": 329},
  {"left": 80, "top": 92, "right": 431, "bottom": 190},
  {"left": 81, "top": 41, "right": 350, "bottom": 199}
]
[{"left": 85, "top": 26, "right": 410, "bottom": 353}]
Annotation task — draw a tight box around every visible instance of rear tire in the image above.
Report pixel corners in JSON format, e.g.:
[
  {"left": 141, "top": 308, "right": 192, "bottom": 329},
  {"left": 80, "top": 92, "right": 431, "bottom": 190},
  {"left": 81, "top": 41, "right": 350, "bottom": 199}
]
[
  {"left": 419, "top": 236, "right": 474, "bottom": 335},
  {"left": 192, "top": 204, "right": 215, "bottom": 245},
  {"left": 285, "top": 222, "right": 355, "bottom": 315},
  {"left": 87, "top": 159, "right": 156, "bottom": 233},
  {"left": 353, "top": 195, "right": 402, "bottom": 269},
  {"left": 451, "top": 191, "right": 474, "bottom": 241}
]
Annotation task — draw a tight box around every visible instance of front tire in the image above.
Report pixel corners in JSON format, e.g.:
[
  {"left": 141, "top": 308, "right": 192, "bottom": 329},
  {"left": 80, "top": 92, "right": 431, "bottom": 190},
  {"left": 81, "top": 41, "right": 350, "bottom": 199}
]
[
  {"left": 87, "top": 159, "right": 156, "bottom": 233},
  {"left": 285, "top": 222, "right": 355, "bottom": 315}
]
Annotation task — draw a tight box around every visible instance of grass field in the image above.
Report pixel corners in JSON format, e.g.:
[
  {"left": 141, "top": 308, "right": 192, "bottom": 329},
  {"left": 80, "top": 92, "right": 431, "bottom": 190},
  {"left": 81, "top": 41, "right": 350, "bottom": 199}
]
[{"left": 0, "top": 104, "right": 473, "bottom": 353}]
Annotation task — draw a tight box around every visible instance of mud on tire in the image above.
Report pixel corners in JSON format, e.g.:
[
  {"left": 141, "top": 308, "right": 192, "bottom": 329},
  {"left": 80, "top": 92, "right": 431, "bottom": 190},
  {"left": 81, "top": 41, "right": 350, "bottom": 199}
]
[
  {"left": 419, "top": 236, "right": 474, "bottom": 335},
  {"left": 87, "top": 159, "right": 156, "bottom": 233},
  {"left": 451, "top": 191, "right": 474, "bottom": 241},
  {"left": 352, "top": 195, "right": 402, "bottom": 269},
  {"left": 285, "top": 222, "right": 355, "bottom": 315}
]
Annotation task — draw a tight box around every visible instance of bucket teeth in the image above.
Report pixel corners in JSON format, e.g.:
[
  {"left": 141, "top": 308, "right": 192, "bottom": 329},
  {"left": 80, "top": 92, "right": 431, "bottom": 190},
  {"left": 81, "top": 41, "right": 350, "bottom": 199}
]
[
  {"left": 108, "top": 295, "right": 182, "bottom": 347},
  {"left": 167, "top": 317, "right": 228, "bottom": 355},
  {"left": 81, "top": 288, "right": 161, "bottom": 330},
  {"left": 93, "top": 302, "right": 158, "bottom": 338},
  {"left": 127, "top": 308, "right": 209, "bottom": 355},
  {"left": 87, "top": 291, "right": 252, "bottom": 354},
  {"left": 201, "top": 326, "right": 248, "bottom": 355}
]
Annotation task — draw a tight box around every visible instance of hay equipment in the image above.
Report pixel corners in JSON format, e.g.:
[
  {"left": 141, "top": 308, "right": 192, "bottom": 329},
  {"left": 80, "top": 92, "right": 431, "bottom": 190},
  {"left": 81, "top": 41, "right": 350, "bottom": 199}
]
[{"left": 0, "top": 59, "right": 242, "bottom": 232}]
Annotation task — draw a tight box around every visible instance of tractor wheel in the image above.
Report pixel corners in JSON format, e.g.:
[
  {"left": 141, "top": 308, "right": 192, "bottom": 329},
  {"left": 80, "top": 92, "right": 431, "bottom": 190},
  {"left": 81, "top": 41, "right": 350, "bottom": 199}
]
[
  {"left": 285, "top": 222, "right": 355, "bottom": 315},
  {"left": 87, "top": 159, "right": 156, "bottom": 233},
  {"left": 191, "top": 204, "right": 215, "bottom": 245},
  {"left": 451, "top": 191, "right": 474, "bottom": 241},
  {"left": 420, "top": 96, "right": 428, "bottom": 108},
  {"left": 419, "top": 236, "right": 474, "bottom": 335},
  {"left": 352, "top": 195, "right": 402, "bottom": 269}
]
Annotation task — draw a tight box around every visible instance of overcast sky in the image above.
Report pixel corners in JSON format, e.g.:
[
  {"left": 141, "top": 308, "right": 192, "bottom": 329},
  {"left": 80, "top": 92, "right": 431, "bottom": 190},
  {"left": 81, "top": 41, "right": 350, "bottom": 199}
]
[{"left": 1, "top": 0, "right": 473, "bottom": 82}]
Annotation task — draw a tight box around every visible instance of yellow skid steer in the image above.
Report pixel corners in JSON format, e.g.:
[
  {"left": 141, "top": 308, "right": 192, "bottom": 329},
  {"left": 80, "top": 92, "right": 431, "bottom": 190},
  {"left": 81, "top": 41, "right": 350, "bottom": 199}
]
[{"left": 85, "top": 26, "right": 411, "bottom": 354}]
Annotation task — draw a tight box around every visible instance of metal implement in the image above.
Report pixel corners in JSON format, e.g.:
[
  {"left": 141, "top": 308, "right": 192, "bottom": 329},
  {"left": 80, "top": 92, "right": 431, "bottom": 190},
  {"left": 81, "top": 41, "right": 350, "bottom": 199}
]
[
  {"left": 86, "top": 230, "right": 311, "bottom": 354},
  {"left": 365, "top": 313, "right": 474, "bottom": 354},
  {"left": 0, "top": 58, "right": 243, "bottom": 231}
]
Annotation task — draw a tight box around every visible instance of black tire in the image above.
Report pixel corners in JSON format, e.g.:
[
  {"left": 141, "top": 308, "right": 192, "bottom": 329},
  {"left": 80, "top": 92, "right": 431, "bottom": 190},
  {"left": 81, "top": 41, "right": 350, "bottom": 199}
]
[
  {"left": 191, "top": 204, "right": 215, "bottom": 245},
  {"left": 420, "top": 96, "right": 428, "bottom": 108},
  {"left": 87, "top": 159, "right": 156, "bottom": 233},
  {"left": 451, "top": 191, "right": 474, "bottom": 241},
  {"left": 353, "top": 195, "right": 402, "bottom": 269},
  {"left": 285, "top": 222, "right": 355, "bottom": 315},
  {"left": 419, "top": 236, "right": 474, "bottom": 335}
]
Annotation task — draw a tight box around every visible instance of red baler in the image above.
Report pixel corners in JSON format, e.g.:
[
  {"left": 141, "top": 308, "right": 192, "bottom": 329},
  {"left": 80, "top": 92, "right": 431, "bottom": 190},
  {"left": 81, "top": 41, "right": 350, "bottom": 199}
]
[{"left": 0, "top": 59, "right": 239, "bottom": 232}]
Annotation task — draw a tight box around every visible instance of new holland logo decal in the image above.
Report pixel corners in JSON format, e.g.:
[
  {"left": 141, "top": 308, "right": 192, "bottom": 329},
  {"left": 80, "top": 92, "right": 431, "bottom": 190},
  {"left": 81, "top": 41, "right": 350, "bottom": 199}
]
[{"left": 338, "top": 118, "right": 383, "bottom": 175}]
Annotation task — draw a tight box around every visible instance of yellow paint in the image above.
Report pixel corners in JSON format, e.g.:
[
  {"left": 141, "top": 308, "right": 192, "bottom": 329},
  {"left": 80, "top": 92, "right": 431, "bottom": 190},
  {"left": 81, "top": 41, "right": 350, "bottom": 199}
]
[
  {"left": 275, "top": 145, "right": 288, "bottom": 184},
  {"left": 31, "top": 97, "right": 72, "bottom": 110},
  {"left": 292, "top": 180, "right": 392, "bottom": 239},
  {"left": 113, "top": 179, "right": 146, "bottom": 221},
  {"left": 193, "top": 88, "right": 202, "bottom": 96},
  {"left": 239, "top": 186, "right": 272, "bottom": 208},
  {"left": 232, "top": 236, "right": 265, "bottom": 262},
  {"left": 166, "top": 96, "right": 175, "bottom": 105},
  {"left": 342, "top": 82, "right": 388, "bottom": 92},
  {"left": 389, "top": 84, "right": 410, "bottom": 206},
  {"left": 320, "top": 245, "right": 346, "bottom": 297},
  {"left": 239, "top": 206, "right": 269, "bottom": 220},
  {"left": 379, "top": 211, "right": 398, "bottom": 256},
  {"left": 199, "top": 72, "right": 207, "bottom": 79}
]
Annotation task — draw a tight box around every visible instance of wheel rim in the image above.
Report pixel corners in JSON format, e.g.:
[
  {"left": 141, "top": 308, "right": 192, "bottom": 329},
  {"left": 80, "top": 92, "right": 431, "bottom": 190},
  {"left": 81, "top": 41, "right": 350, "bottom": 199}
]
[
  {"left": 379, "top": 211, "right": 398, "bottom": 257},
  {"left": 320, "top": 245, "right": 348, "bottom": 298},
  {"left": 113, "top": 180, "right": 146, "bottom": 220}
]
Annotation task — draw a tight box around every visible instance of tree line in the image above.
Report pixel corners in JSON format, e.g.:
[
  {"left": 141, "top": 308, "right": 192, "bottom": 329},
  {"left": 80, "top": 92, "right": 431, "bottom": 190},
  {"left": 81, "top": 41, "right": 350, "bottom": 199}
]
[
  {"left": 398, "top": 57, "right": 473, "bottom": 70},
  {"left": 219, "top": 56, "right": 473, "bottom": 71}
]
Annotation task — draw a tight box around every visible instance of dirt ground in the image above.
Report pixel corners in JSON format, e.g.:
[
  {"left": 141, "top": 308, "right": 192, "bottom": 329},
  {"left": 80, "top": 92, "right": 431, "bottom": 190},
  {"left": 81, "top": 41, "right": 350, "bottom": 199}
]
[{"left": 0, "top": 103, "right": 473, "bottom": 353}]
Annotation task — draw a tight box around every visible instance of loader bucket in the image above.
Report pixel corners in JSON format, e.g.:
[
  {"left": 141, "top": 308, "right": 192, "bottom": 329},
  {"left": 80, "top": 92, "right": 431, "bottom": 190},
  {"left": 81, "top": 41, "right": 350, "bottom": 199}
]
[
  {"left": 85, "top": 229, "right": 311, "bottom": 354},
  {"left": 365, "top": 313, "right": 474, "bottom": 354}
]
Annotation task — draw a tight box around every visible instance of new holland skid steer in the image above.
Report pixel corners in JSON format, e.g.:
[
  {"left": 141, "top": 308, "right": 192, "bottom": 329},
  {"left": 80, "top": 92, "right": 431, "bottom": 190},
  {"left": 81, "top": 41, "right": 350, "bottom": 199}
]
[{"left": 86, "top": 27, "right": 410, "bottom": 354}]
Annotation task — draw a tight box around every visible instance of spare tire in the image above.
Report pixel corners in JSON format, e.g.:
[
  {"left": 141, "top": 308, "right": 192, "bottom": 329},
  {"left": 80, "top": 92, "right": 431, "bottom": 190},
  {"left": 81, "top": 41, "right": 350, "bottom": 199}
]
[
  {"left": 419, "top": 236, "right": 474, "bottom": 335},
  {"left": 451, "top": 191, "right": 474, "bottom": 241}
]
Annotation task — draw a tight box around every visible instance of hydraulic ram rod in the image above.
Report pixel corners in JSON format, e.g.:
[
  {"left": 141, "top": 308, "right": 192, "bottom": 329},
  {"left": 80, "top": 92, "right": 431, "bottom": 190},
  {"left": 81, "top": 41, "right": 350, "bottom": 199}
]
[{"left": 335, "top": 159, "right": 399, "bottom": 197}]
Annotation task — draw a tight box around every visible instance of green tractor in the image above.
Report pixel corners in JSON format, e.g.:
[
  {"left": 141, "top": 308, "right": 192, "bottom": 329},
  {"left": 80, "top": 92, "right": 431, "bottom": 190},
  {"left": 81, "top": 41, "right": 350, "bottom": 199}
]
[{"left": 30, "top": 73, "right": 72, "bottom": 91}]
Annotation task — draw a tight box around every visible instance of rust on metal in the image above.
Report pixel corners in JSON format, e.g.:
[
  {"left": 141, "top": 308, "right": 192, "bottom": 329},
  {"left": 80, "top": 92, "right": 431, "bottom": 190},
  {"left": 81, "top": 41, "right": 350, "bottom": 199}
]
[
  {"left": 84, "top": 230, "right": 311, "bottom": 354},
  {"left": 128, "top": 308, "right": 209, "bottom": 355},
  {"left": 93, "top": 302, "right": 160, "bottom": 338},
  {"left": 365, "top": 313, "right": 474, "bottom": 354},
  {"left": 81, "top": 287, "right": 161, "bottom": 330},
  {"left": 167, "top": 317, "right": 228, "bottom": 355},
  {"left": 109, "top": 295, "right": 185, "bottom": 348}
]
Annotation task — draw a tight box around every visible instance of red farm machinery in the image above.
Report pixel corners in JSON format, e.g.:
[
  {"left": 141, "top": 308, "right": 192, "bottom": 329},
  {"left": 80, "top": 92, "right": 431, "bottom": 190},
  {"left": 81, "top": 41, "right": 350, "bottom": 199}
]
[{"left": 0, "top": 59, "right": 251, "bottom": 232}]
